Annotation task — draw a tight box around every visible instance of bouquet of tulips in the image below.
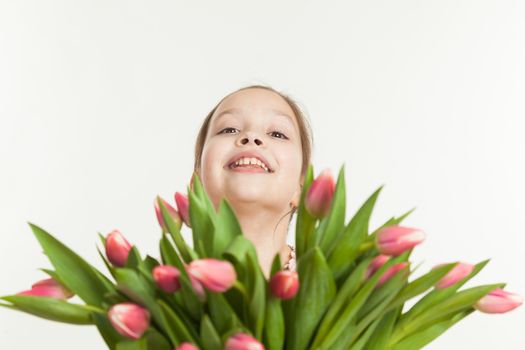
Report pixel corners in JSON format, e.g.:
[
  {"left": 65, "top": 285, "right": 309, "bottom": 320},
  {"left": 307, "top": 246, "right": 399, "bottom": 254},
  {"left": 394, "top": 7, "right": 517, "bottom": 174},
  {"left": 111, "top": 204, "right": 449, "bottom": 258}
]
[{"left": 0, "top": 164, "right": 522, "bottom": 350}]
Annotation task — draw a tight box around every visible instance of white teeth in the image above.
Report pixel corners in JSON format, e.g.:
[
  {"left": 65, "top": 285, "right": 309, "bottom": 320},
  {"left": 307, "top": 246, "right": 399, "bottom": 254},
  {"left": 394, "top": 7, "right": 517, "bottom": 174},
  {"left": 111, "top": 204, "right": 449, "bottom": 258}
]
[{"left": 231, "top": 157, "right": 270, "bottom": 172}]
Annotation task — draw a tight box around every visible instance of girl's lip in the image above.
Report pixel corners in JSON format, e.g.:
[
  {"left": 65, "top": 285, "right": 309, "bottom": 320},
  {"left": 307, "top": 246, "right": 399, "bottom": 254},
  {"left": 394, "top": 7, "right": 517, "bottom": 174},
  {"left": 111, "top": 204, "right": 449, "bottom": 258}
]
[
  {"left": 225, "top": 151, "right": 273, "bottom": 172},
  {"left": 228, "top": 165, "right": 271, "bottom": 174}
]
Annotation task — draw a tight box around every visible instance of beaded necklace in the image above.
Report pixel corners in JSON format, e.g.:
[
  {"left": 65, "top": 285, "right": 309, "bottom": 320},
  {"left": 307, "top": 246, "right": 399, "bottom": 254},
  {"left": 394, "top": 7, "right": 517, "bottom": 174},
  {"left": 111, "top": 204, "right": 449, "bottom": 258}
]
[{"left": 282, "top": 244, "right": 296, "bottom": 272}]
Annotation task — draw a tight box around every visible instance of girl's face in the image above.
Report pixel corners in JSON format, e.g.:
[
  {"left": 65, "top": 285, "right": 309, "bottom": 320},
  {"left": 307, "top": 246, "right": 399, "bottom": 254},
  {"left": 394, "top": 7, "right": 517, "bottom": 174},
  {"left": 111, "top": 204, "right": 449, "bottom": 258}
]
[{"left": 198, "top": 88, "right": 303, "bottom": 212}]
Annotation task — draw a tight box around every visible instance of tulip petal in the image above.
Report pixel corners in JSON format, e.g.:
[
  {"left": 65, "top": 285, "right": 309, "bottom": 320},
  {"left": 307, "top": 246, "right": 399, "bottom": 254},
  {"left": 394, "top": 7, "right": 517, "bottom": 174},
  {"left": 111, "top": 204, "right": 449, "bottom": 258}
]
[{"left": 475, "top": 288, "right": 523, "bottom": 314}]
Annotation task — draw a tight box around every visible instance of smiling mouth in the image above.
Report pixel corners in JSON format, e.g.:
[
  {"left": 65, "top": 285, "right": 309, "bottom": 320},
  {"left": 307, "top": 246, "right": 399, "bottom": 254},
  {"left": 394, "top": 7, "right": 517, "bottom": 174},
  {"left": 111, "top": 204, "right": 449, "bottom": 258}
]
[{"left": 227, "top": 164, "right": 272, "bottom": 173}]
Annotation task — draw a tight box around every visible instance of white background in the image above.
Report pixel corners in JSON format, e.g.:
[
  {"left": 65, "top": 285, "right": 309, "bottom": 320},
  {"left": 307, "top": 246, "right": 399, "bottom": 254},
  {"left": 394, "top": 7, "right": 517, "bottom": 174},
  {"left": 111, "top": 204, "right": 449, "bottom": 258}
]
[{"left": 1, "top": 1, "right": 524, "bottom": 349}]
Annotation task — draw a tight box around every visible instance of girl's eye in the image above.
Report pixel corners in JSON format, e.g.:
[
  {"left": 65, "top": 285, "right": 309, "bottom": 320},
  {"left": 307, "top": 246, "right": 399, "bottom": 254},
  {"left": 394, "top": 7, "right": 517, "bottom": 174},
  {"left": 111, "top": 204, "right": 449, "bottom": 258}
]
[
  {"left": 218, "top": 127, "right": 237, "bottom": 134},
  {"left": 218, "top": 127, "right": 288, "bottom": 140},
  {"left": 270, "top": 131, "right": 288, "bottom": 140}
]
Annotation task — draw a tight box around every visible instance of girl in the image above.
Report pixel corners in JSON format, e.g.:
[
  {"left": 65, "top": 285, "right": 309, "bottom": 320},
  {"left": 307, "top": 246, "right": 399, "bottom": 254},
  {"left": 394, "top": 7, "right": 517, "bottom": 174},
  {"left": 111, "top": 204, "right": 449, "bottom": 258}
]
[{"left": 193, "top": 85, "right": 314, "bottom": 279}]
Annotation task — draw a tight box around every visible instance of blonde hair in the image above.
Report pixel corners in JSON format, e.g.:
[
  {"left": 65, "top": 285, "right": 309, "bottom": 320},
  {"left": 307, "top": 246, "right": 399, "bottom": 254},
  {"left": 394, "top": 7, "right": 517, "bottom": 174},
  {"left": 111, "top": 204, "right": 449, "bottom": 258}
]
[{"left": 193, "top": 84, "right": 314, "bottom": 230}]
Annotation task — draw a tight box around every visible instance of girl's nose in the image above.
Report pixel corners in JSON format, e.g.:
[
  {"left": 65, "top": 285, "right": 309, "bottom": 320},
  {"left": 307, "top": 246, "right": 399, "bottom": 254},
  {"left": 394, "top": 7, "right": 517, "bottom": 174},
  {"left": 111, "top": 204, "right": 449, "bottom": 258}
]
[{"left": 237, "top": 132, "right": 263, "bottom": 146}]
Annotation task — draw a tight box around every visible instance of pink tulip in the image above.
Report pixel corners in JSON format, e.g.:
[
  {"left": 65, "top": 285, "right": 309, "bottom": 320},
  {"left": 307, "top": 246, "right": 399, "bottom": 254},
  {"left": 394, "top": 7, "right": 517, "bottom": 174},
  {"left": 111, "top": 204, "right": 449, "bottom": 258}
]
[
  {"left": 153, "top": 265, "right": 181, "bottom": 293},
  {"left": 305, "top": 168, "right": 336, "bottom": 218},
  {"left": 365, "top": 255, "right": 409, "bottom": 287},
  {"left": 365, "top": 255, "right": 391, "bottom": 279},
  {"left": 225, "top": 332, "right": 265, "bottom": 350},
  {"left": 375, "top": 225, "right": 425, "bottom": 256},
  {"left": 155, "top": 196, "right": 182, "bottom": 232},
  {"left": 433, "top": 262, "right": 474, "bottom": 289},
  {"left": 105, "top": 229, "right": 133, "bottom": 267},
  {"left": 185, "top": 267, "right": 207, "bottom": 302},
  {"left": 175, "top": 342, "right": 199, "bottom": 350},
  {"left": 17, "top": 278, "right": 74, "bottom": 300},
  {"left": 186, "top": 258, "right": 237, "bottom": 293},
  {"left": 269, "top": 271, "right": 300, "bottom": 300},
  {"left": 175, "top": 192, "right": 191, "bottom": 227},
  {"left": 108, "top": 302, "right": 150, "bottom": 340},
  {"left": 377, "top": 262, "right": 409, "bottom": 287},
  {"left": 474, "top": 288, "right": 523, "bottom": 314}
]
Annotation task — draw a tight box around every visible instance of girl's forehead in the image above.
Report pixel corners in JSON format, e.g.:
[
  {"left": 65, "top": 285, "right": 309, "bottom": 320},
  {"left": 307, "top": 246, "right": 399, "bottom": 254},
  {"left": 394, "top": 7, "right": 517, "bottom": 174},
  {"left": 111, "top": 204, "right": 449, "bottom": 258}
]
[
  {"left": 213, "top": 89, "right": 296, "bottom": 120},
  {"left": 212, "top": 107, "right": 297, "bottom": 128}
]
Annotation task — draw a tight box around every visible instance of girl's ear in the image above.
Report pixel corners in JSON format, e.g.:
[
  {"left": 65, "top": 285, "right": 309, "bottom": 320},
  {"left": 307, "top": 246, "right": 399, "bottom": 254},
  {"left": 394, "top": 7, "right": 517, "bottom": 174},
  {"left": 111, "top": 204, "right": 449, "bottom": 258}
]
[
  {"left": 290, "top": 177, "right": 304, "bottom": 208},
  {"left": 190, "top": 169, "right": 200, "bottom": 191}
]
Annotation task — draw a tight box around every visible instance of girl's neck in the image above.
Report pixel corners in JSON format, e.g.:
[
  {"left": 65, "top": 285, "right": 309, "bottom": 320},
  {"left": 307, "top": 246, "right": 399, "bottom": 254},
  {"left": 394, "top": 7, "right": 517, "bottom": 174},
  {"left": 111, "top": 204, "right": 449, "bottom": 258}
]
[{"left": 230, "top": 202, "right": 292, "bottom": 279}]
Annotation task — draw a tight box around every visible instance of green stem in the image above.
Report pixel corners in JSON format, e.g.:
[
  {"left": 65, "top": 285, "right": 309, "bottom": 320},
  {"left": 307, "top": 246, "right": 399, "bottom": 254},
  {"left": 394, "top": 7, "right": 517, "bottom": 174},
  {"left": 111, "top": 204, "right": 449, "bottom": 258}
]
[
  {"left": 357, "top": 241, "right": 375, "bottom": 254},
  {"left": 233, "top": 281, "right": 250, "bottom": 304}
]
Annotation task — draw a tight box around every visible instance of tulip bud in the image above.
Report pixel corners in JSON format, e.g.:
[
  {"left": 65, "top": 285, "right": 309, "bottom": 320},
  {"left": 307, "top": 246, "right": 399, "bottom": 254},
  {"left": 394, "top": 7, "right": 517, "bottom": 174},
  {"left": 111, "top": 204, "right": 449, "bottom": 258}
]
[
  {"left": 225, "top": 332, "right": 264, "bottom": 350},
  {"left": 186, "top": 258, "right": 237, "bottom": 293},
  {"left": 377, "top": 262, "right": 409, "bottom": 287},
  {"left": 105, "top": 229, "right": 133, "bottom": 267},
  {"left": 176, "top": 342, "right": 199, "bottom": 350},
  {"left": 365, "top": 255, "right": 391, "bottom": 279},
  {"left": 175, "top": 192, "right": 191, "bottom": 227},
  {"left": 155, "top": 196, "right": 182, "bottom": 232},
  {"left": 305, "top": 168, "right": 336, "bottom": 218},
  {"left": 433, "top": 262, "right": 474, "bottom": 289},
  {"left": 185, "top": 267, "right": 207, "bottom": 302},
  {"left": 108, "top": 302, "right": 150, "bottom": 340},
  {"left": 269, "top": 271, "right": 300, "bottom": 300},
  {"left": 375, "top": 225, "right": 425, "bottom": 256},
  {"left": 17, "top": 278, "right": 74, "bottom": 300},
  {"left": 365, "top": 255, "right": 409, "bottom": 287},
  {"left": 153, "top": 265, "right": 181, "bottom": 293},
  {"left": 474, "top": 288, "right": 523, "bottom": 314}
]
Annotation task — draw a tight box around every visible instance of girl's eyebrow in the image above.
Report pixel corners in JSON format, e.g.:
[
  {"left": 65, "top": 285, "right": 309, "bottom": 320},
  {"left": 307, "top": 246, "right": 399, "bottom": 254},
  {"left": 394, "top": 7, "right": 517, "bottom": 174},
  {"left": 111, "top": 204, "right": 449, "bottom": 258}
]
[{"left": 214, "top": 107, "right": 295, "bottom": 126}]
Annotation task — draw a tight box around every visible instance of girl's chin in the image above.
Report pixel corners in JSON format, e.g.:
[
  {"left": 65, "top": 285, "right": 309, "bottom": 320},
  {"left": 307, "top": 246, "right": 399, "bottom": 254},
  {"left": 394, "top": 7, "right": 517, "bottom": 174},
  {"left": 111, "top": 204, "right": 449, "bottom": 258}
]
[
  {"left": 226, "top": 188, "right": 265, "bottom": 198},
  {"left": 224, "top": 188, "right": 269, "bottom": 202}
]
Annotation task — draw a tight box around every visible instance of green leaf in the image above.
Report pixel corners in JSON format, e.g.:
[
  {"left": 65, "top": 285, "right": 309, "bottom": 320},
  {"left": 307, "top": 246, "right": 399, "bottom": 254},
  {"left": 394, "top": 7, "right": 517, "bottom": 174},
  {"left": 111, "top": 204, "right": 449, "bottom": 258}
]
[
  {"left": 206, "top": 290, "right": 241, "bottom": 336},
  {"left": 115, "top": 329, "right": 172, "bottom": 350},
  {"left": 200, "top": 314, "right": 223, "bottom": 350},
  {"left": 390, "top": 310, "right": 473, "bottom": 350},
  {"left": 314, "top": 252, "right": 409, "bottom": 349},
  {"left": 213, "top": 198, "right": 243, "bottom": 257},
  {"left": 113, "top": 268, "right": 177, "bottom": 345},
  {"left": 191, "top": 172, "right": 217, "bottom": 216},
  {"left": 0, "top": 295, "right": 99, "bottom": 325},
  {"left": 386, "top": 262, "right": 458, "bottom": 312},
  {"left": 413, "top": 283, "right": 503, "bottom": 330},
  {"left": 264, "top": 254, "right": 285, "bottom": 350},
  {"left": 284, "top": 246, "right": 337, "bottom": 350},
  {"left": 317, "top": 164, "right": 346, "bottom": 256},
  {"left": 92, "top": 312, "right": 125, "bottom": 350},
  {"left": 295, "top": 163, "right": 315, "bottom": 258},
  {"left": 188, "top": 190, "right": 215, "bottom": 258},
  {"left": 159, "top": 236, "right": 203, "bottom": 322},
  {"left": 28, "top": 222, "right": 115, "bottom": 307},
  {"left": 116, "top": 339, "right": 147, "bottom": 350},
  {"left": 97, "top": 244, "right": 118, "bottom": 281},
  {"left": 392, "top": 282, "right": 503, "bottom": 344},
  {"left": 356, "top": 264, "right": 409, "bottom": 321},
  {"left": 158, "top": 299, "right": 199, "bottom": 346},
  {"left": 157, "top": 198, "right": 197, "bottom": 263},
  {"left": 143, "top": 329, "right": 172, "bottom": 350},
  {"left": 223, "top": 235, "right": 258, "bottom": 284},
  {"left": 312, "top": 256, "right": 372, "bottom": 346},
  {"left": 143, "top": 255, "right": 160, "bottom": 272},
  {"left": 39, "top": 268, "right": 62, "bottom": 283},
  {"left": 367, "top": 207, "right": 417, "bottom": 243},
  {"left": 350, "top": 274, "right": 408, "bottom": 346},
  {"left": 246, "top": 251, "right": 266, "bottom": 339},
  {"left": 350, "top": 318, "right": 381, "bottom": 350},
  {"left": 125, "top": 246, "right": 142, "bottom": 269},
  {"left": 396, "top": 259, "right": 489, "bottom": 329},
  {"left": 328, "top": 184, "right": 384, "bottom": 282}
]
